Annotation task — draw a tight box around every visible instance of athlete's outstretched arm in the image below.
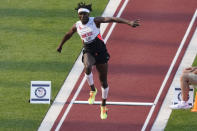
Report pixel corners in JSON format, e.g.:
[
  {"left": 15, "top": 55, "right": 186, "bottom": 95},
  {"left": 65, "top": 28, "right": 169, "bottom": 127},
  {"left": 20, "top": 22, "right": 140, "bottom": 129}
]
[
  {"left": 57, "top": 24, "right": 77, "bottom": 53},
  {"left": 94, "top": 17, "right": 140, "bottom": 27}
]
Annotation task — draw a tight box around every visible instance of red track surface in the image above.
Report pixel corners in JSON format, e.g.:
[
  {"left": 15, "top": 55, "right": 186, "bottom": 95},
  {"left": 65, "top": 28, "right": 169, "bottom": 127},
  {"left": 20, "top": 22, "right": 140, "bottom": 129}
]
[{"left": 52, "top": 0, "right": 197, "bottom": 130}]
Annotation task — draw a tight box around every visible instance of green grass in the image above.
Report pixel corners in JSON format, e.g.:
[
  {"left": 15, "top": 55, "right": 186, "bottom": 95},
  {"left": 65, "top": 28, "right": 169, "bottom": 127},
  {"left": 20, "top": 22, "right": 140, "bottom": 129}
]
[
  {"left": 165, "top": 55, "right": 197, "bottom": 131},
  {"left": 0, "top": 0, "right": 108, "bottom": 130}
]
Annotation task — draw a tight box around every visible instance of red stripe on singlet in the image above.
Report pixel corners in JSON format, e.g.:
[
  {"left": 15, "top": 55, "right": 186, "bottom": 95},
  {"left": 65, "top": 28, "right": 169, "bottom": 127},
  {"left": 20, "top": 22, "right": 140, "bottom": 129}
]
[{"left": 97, "top": 33, "right": 104, "bottom": 41}]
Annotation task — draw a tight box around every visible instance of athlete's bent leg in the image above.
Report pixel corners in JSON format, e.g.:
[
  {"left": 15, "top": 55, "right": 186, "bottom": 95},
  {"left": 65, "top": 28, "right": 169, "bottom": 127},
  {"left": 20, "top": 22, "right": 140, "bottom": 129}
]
[
  {"left": 181, "top": 71, "right": 197, "bottom": 101},
  {"left": 96, "top": 63, "right": 109, "bottom": 106},
  {"left": 83, "top": 53, "right": 96, "bottom": 91},
  {"left": 180, "top": 73, "right": 190, "bottom": 101},
  {"left": 83, "top": 53, "right": 97, "bottom": 104},
  {"left": 96, "top": 63, "right": 109, "bottom": 119}
]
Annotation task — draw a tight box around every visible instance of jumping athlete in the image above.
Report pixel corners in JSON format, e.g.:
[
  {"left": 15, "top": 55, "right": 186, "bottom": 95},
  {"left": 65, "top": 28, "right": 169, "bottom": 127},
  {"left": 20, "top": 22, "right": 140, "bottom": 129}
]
[{"left": 57, "top": 2, "right": 140, "bottom": 119}]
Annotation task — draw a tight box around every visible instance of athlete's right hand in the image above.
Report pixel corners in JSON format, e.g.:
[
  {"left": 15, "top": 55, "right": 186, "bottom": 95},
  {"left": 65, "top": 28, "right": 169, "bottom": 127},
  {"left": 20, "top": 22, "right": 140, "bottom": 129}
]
[
  {"left": 57, "top": 47, "right": 62, "bottom": 53},
  {"left": 129, "top": 19, "right": 140, "bottom": 27}
]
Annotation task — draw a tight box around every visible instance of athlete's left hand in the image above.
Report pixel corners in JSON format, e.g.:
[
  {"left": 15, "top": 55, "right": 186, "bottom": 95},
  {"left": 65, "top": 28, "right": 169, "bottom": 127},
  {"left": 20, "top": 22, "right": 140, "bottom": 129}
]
[
  {"left": 129, "top": 19, "right": 140, "bottom": 27},
  {"left": 57, "top": 46, "right": 62, "bottom": 53}
]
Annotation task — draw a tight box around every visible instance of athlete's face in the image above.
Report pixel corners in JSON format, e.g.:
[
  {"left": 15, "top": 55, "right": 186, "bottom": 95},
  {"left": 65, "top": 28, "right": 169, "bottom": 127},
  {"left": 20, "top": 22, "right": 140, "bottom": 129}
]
[{"left": 78, "top": 12, "right": 89, "bottom": 24}]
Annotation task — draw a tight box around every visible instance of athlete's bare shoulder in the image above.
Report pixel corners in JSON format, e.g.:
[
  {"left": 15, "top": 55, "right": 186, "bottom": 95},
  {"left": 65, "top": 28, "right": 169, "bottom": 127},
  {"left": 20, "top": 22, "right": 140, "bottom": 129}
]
[
  {"left": 94, "top": 17, "right": 105, "bottom": 28},
  {"left": 94, "top": 17, "right": 110, "bottom": 24}
]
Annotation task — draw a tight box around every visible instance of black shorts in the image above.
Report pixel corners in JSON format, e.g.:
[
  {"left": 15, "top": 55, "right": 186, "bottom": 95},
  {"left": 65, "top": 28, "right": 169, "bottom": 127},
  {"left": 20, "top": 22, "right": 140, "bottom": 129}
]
[{"left": 82, "top": 37, "right": 110, "bottom": 65}]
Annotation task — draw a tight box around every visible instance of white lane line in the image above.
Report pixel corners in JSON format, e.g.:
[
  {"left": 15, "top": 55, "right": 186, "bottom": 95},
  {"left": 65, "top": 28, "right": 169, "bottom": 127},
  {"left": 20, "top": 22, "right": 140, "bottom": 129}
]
[
  {"left": 152, "top": 9, "right": 197, "bottom": 131},
  {"left": 104, "top": 0, "right": 129, "bottom": 43},
  {"left": 55, "top": 77, "right": 86, "bottom": 131},
  {"left": 141, "top": 9, "right": 197, "bottom": 131},
  {"left": 74, "top": 101, "right": 153, "bottom": 106},
  {"left": 38, "top": 52, "right": 84, "bottom": 131},
  {"left": 54, "top": 0, "right": 129, "bottom": 131}
]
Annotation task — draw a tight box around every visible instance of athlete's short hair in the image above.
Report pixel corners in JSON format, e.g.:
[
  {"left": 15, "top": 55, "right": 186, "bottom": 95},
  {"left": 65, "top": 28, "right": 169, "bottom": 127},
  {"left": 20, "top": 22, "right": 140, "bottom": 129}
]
[{"left": 75, "top": 2, "right": 92, "bottom": 12}]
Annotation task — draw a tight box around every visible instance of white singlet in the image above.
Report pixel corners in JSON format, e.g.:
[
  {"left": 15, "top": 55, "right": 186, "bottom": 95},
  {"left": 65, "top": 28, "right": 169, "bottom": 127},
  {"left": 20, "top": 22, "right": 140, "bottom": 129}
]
[{"left": 76, "top": 17, "right": 102, "bottom": 43}]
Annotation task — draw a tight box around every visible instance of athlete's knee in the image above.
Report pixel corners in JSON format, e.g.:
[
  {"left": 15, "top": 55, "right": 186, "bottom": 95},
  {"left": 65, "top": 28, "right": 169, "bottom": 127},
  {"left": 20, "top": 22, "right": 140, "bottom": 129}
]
[
  {"left": 180, "top": 73, "right": 190, "bottom": 83},
  {"left": 84, "top": 63, "right": 92, "bottom": 75},
  {"left": 85, "top": 67, "right": 92, "bottom": 75}
]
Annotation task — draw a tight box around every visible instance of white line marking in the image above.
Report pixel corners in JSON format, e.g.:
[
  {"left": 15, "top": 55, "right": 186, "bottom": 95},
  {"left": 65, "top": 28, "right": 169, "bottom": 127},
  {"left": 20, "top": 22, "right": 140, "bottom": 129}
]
[
  {"left": 38, "top": 52, "right": 84, "bottom": 131},
  {"left": 74, "top": 101, "right": 153, "bottom": 106},
  {"left": 100, "top": 0, "right": 122, "bottom": 35},
  {"left": 54, "top": 0, "right": 129, "bottom": 131},
  {"left": 55, "top": 77, "right": 86, "bottom": 131},
  {"left": 152, "top": 9, "right": 197, "bottom": 130},
  {"left": 104, "top": 0, "right": 129, "bottom": 43},
  {"left": 141, "top": 9, "right": 197, "bottom": 131}
]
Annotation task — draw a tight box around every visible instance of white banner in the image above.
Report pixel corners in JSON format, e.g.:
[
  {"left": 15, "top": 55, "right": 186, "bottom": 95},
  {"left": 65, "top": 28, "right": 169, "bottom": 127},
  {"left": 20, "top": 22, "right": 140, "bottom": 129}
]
[
  {"left": 172, "top": 85, "right": 194, "bottom": 106},
  {"left": 30, "top": 81, "right": 51, "bottom": 104}
]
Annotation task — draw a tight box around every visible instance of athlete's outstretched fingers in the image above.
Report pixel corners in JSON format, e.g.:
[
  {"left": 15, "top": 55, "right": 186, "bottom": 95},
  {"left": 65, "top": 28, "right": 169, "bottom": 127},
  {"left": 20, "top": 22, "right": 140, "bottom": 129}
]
[{"left": 132, "top": 19, "right": 140, "bottom": 27}]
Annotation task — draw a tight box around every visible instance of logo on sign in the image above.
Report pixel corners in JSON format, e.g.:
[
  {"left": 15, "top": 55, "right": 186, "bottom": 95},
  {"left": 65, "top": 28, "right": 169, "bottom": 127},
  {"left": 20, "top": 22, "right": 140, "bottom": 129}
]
[
  {"left": 35, "top": 87, "right": 46, "bottom": 98},
  {"left": 177, "top": 92, "right": 189, "bottom": 101}
]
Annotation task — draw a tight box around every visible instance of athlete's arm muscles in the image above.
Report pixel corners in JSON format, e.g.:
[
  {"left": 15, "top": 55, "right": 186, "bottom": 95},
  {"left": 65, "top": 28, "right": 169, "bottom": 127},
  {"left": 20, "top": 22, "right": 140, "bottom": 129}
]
[
  {"left": 94, "top": 17, "right": 140, "bottom": 27},
  {"left": 57, "top": 24, "right": 77, "bottom": 53}
]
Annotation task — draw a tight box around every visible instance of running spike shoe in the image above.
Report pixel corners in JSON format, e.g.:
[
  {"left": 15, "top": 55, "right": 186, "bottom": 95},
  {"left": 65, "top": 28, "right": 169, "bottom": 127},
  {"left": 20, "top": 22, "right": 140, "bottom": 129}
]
[
  {"left": 88, "top": 88, "right": 97, "bottom": 104},
  {"left": 100, "top": 106, "right": 108, "bottom": 119}
]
